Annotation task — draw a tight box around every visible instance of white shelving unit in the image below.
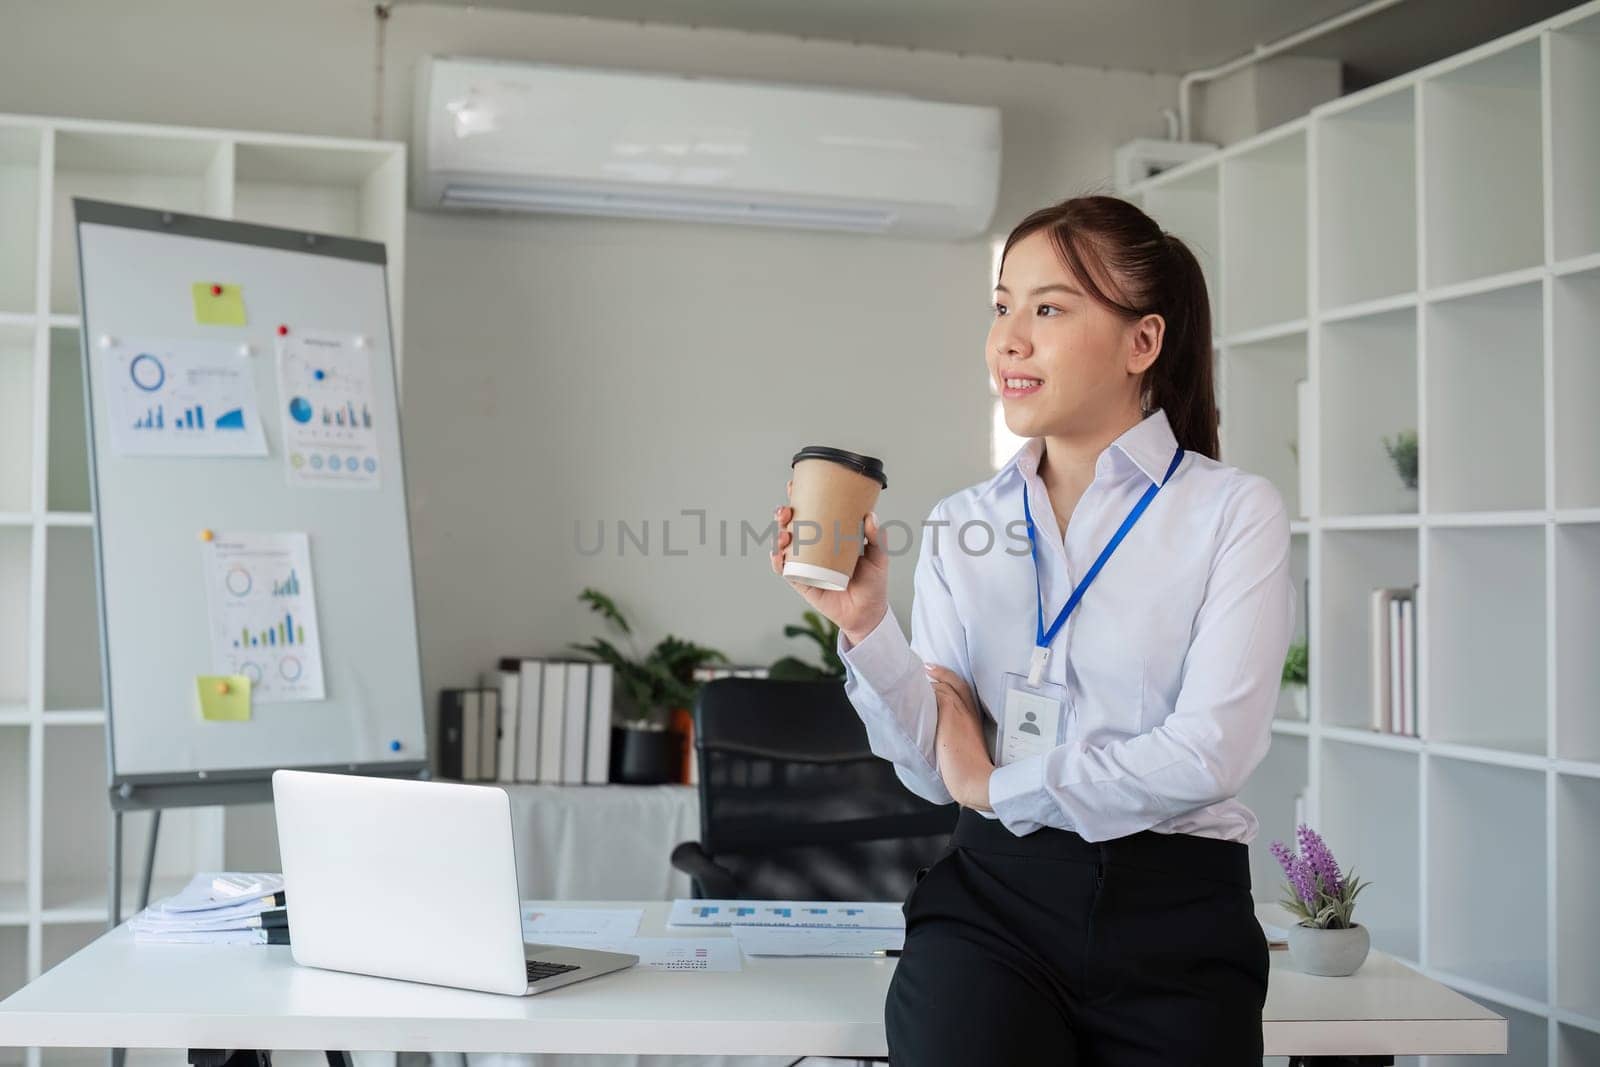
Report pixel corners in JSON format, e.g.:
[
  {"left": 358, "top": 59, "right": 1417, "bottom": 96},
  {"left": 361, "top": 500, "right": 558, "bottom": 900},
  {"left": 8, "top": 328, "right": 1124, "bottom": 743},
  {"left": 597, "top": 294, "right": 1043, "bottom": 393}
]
[
  {"left": 1132, "top": 4, "right": 1600, "bottom": 1064},
  {"left": 0, "top": 113, "right": 404, "bottom": 1067}
]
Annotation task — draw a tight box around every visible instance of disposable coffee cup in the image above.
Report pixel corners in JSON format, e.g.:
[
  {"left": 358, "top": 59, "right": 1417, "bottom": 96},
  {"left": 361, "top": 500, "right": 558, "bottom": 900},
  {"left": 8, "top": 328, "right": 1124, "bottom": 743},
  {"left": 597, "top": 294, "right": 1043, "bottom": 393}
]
[{"left": 783, "top": 446, "right": 887, "bottom": 591}]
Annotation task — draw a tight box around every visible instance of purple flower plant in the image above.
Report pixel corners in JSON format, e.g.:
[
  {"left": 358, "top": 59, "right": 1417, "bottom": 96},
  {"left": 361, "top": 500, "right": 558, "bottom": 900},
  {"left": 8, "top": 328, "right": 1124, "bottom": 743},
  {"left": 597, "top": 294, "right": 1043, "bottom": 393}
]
[{"left": 1271, "top": 823, "right": 1369, "bottom": 930}]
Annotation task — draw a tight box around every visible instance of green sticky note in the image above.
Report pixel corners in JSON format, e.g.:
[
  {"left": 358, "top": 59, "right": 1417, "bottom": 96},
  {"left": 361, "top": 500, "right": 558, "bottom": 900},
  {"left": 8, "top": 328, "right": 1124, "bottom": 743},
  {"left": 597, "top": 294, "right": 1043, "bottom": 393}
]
[
  {"left": 197, "top": 675, "right": 252, "bottom": 722},
  {"left": 192, "top": 282, "right": 247, "bottom": 326}
]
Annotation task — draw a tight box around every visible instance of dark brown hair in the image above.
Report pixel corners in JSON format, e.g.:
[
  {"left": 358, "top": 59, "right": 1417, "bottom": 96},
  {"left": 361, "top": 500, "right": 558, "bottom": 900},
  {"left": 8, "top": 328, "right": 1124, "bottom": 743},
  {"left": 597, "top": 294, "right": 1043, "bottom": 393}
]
[{"left": 999, "top": 195, "right": 1219, "bottom": 460}]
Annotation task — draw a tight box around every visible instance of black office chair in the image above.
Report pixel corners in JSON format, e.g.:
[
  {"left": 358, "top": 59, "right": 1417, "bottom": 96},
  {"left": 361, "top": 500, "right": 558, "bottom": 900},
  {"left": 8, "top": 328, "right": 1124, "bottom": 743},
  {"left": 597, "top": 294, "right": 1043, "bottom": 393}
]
[{"left": 670, "top": 677, "right": 959, "bottom": 902}]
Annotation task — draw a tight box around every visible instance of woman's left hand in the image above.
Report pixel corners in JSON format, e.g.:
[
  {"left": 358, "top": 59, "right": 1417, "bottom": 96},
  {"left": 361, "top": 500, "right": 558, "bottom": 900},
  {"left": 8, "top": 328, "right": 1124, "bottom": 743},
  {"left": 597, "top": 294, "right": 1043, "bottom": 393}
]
[{"left": 925, "top": 664, "right": 994, "bottom": 812}]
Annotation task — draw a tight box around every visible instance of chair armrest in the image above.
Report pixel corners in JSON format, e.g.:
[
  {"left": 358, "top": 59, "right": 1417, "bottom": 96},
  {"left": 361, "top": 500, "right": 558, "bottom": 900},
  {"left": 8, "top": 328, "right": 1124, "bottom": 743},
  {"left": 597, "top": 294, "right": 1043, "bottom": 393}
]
[{"left": 669, "top": 841, "right": 741, "bottom": 899}]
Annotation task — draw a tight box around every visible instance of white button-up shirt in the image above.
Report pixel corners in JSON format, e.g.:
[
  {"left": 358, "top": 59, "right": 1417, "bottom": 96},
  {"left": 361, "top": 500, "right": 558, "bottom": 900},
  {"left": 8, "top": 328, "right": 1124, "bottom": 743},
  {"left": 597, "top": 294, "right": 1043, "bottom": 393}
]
[{"left": 838, "top": 408, "right": 1296, "bottom": 843}]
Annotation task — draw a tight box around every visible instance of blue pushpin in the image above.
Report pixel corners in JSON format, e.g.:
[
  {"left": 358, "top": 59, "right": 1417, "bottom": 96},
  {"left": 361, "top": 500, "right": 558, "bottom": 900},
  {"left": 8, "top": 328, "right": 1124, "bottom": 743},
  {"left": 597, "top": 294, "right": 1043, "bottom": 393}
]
[
  {"left": 389, "top": 740, "right": 402, "bottom": 752},
  {"left": 314, "top": 369, "right": 326, "bottom": 381}
]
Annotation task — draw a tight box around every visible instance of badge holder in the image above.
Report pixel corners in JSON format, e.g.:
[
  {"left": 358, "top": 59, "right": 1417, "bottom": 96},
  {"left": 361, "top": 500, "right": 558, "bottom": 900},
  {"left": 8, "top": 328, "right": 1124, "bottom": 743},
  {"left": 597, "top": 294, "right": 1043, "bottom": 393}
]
[{"left": 995, "top": 648, "right": 1068, "bottom": 768}]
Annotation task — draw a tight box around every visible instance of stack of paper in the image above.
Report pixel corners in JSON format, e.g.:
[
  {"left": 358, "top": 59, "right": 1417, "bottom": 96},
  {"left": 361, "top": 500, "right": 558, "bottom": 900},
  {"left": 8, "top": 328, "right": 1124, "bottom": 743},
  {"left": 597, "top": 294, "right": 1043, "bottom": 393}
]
[{"left": 130, "top": 873, "right": 289, "bottom": 945}]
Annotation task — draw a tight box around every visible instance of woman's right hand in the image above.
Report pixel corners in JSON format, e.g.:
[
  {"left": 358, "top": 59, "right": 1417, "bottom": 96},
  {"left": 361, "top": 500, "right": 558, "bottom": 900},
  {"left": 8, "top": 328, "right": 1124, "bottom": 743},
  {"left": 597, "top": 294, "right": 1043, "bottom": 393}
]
[{"left": 769, "top": 482, "right": 889, "bottom": 646}]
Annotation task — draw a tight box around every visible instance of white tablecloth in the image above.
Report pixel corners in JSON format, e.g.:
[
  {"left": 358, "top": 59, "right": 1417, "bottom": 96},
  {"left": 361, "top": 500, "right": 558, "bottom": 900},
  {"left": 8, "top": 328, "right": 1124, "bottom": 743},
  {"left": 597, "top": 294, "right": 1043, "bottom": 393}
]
[{"left": 504, "top": 784, "right": 699, "bottom": 901}]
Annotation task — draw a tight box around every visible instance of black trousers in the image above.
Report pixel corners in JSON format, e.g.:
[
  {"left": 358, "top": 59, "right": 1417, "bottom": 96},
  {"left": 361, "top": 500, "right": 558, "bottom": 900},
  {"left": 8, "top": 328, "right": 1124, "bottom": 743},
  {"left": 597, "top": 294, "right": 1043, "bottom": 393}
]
[{"left": 886, "top": 808, "right": 1268, "bottom": 1066}]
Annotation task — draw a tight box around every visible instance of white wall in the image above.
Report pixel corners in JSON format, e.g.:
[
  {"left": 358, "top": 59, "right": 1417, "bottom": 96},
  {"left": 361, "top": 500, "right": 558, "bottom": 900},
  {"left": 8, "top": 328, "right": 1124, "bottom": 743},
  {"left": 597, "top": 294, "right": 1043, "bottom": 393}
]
[{"left": 0, "top": 0, "right": 1175, "bottom": 709}]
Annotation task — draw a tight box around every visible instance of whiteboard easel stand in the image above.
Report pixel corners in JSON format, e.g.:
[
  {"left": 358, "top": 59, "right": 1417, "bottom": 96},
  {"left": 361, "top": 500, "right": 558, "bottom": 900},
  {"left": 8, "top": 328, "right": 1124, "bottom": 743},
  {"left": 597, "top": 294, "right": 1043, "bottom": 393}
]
[{"left": 73, "top": 202, "right": 430, "bottom": 1067}]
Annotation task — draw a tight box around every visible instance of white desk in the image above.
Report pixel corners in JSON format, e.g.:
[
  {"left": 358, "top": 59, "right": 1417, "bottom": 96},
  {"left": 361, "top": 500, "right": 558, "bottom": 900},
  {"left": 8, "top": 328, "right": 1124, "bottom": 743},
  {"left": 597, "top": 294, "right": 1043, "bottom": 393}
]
[{"left": 0, "top": 902, "right": 1505, "bottom": 1060}]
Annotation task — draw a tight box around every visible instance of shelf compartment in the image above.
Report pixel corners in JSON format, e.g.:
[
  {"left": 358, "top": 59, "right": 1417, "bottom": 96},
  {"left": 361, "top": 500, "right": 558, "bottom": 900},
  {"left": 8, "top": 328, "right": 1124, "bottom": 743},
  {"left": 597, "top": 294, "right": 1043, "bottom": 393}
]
[
  {"left": 1427, "top": 756, "right": 1547, "bottom": 1002},
  {"left": 233, "top": 141, "right": 402, "bottom": 245},
  {"left": 1238, "top": 733, "right": 1307, "bottom": 903},
  {"left": 1220, "top": 332, "right": 1306, "bottom": 518},
  {"left": 1318, "top": 307, "right": 1418, "bottom": 517},
  {"left": 0, "top": 526, "right": 28, "bottom": 708},
  {"left": 1316, "top": 86, "right": 1417, "bottom": 310},
  {"left": 50, "top": 130, "right": 231, "bottom": 315},
  {"left": 45, "top": 327, "right": 89, "bottom": 514},
  {"left": 1320, "top": 739, "right": 1420, "bottom": 962},
  {"left": 1422, "top": 39, "right": 1544, "bottom": 288},
  {"left": 1553, "top": 266, "right": 1600, "bottom": 509},
  {"left": 0, "top": 126, "right": 41, "bottom": 316},
  {"left": 1557, "top": 773, "right": 1600, "bottom": 1019},
  {"left": 0, "top": 925, "right": 25, "bottom": 1021},
  {"left": 1318, "top": 529, "right": 1418, "bottom": 731},
  {"left": 1139, "top": 163, "right": 1220, "bottom": 327},
  {"left": 0, "top": 726, "right": 28, "bottom": 922},
  {"left": 1424, "top": 282, "right": 1544, "bottom": 513},
  {"left": 1275, "top": 532, "right": 1310, "bottom": 722},
  {"left": 1556, "top": 523, "right": 1600, "bottom": 761},
  {"left": 42, "top": 526, "right": 100, "bottom": 713},
  {"left": 1559, "top": 1020, "right": 1600, "bottom": 1066},
  {"left": 1551, "top": 11, "right": 1600, "bottom": 263},
  {"left": 40, "top": 723, "right": 216, "bottom": 916},
  {"left": 1222, "top": 130, "right": 1307, "bottom": 335},
  {"left": 1426, "top": 526, "right": 1546, "bottom": 755},
  {"left": 0, "top": 323, "right": 32, "bottom": 513}
]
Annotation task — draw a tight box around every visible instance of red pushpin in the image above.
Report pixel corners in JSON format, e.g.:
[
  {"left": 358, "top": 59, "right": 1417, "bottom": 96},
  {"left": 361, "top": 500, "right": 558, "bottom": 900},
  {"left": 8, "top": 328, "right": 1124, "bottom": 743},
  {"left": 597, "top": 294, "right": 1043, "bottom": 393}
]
[
  {"left": 277, "top": 325, "right": 289, "bottom": 336},
  {"left": 210, "top": 284, "right": 223, "bottom": 296}
]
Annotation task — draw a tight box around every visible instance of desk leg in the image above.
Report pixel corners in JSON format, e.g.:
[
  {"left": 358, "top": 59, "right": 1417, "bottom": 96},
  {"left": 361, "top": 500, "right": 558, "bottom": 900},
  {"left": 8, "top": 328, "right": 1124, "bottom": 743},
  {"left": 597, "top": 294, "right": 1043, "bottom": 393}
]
[
  {"left": 188, "top": 1050, "right": 271, "bottom": 1067},
  {"left": 1288, "top": 1058, "right": 1395, "bottom": 1066}
]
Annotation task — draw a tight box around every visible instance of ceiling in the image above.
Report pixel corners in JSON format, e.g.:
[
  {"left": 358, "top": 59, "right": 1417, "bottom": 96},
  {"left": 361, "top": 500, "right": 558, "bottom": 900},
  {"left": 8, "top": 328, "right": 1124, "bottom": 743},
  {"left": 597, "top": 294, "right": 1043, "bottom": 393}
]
[{"left": 407, "top": 0, "right": 1583, "bottom": 85}]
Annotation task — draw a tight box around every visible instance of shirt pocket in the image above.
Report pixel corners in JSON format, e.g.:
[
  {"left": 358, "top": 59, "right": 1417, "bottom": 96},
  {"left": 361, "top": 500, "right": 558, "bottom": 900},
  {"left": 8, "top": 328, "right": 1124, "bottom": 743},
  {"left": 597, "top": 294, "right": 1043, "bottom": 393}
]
[{"left": 1132, "top": 570, "right": 1211, "bottom": 733}]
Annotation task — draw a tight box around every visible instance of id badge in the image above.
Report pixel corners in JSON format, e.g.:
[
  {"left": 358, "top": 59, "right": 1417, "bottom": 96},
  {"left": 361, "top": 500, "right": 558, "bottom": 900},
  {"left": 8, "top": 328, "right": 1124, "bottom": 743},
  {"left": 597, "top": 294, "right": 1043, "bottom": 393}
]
[{"left": 995, "top": 672, "right": 1068, "bottom": 767}]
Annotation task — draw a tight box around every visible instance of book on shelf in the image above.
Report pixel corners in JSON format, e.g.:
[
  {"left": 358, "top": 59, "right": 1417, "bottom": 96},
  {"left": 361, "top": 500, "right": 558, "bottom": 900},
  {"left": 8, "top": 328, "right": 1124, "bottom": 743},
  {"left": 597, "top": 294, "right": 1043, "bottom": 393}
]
[
  {"left": 1368, "top": 586, "right": 1418, "bottom": 738},
  {"left": 481, "top": 658, "right": 620, "bottom": 785},
  {"left": 496, "top": 657, "right": 521, "bottom": 783},
  {"left": 438, "top": 686, "right": 499, "bottom": 781}
]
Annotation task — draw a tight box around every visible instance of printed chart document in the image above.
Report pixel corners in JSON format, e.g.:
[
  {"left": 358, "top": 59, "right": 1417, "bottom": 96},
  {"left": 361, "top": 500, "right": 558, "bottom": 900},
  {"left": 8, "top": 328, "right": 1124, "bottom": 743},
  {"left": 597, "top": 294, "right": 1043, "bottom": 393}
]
[
  {"left": 732, "top": 925, "right": 905, "bottom": 957},
  {"left": 669, "top": 899, "right": 904, "bottom": 930},
  {"left": 202, "top": 532, "right": 326, "bottom": 701},
  {"left": 103, "top": 338, "right": 267, "bottom": 458},
  {"left": 520, "top": 906, "right": 644, "bottom": 941},
  {"left": 275, "top": 330, "right": 381, "bottom": 489}
]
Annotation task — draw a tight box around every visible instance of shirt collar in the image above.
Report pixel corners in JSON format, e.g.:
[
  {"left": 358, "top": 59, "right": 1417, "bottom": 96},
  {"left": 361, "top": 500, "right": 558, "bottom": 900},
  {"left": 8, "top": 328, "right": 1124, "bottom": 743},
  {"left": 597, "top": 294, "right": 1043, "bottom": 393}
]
[{"left": 1010, "top": 408, "right": 1180, "bottom": 488}]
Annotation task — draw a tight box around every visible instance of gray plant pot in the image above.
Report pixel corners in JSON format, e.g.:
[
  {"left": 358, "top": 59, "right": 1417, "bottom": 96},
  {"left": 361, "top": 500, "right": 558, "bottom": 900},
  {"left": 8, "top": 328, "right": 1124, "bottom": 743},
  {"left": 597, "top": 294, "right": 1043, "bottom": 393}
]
[{"left": 1286, "top": 921, "right": 1371, "bottom": 976}]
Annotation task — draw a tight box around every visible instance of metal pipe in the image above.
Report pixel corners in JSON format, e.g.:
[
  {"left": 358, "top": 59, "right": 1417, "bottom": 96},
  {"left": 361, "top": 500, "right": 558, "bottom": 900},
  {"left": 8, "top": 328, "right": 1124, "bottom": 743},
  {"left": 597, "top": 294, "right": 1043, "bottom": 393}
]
[{"left": 1178, "top": 0, "right": 1410, "bottom": 141}]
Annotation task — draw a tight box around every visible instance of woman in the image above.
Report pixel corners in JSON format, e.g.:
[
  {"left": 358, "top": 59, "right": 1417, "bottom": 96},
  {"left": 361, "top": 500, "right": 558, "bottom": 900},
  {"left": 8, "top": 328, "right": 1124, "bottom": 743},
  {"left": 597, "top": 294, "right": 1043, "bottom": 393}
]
[{"left": 769, "top": 195, "right": 1295, "bottom": 1064}]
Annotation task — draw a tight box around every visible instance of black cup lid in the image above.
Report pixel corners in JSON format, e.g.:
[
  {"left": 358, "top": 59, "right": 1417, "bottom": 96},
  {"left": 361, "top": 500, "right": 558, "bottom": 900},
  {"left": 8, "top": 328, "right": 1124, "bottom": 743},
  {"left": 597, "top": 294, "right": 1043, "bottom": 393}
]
[{"left": 791, "top": 446, "right": 887, "bottom": 489}]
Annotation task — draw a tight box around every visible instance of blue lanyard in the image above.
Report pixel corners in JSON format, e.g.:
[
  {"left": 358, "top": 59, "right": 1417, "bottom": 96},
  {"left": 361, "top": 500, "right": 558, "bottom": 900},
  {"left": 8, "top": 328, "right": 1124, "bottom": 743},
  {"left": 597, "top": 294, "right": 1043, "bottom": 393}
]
[{"left": 1022, "top": 444, "right": 1184, "bottom": 686}]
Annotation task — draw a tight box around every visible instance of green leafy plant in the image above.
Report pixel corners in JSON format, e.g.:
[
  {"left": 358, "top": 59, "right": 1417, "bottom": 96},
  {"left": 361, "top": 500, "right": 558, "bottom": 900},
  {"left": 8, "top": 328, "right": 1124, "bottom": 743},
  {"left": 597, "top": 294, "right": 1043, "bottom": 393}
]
[
  {"left": 1383, "top": 430, "right": 1418, "bottom": 491},
  {"left": 767, "top": 610, "right": 845, "bottom": 681},
  {"left": 1281, "top": 640, "right": 1309, "bottom": 687},
  {"left": 570, "top": 588, "right": 726, "bottom": 725}
]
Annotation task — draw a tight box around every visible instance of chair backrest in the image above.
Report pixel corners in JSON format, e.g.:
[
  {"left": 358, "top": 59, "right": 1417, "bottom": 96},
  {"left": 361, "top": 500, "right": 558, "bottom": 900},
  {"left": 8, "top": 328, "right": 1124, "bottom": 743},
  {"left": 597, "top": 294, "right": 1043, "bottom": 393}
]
[{"left": 688, "top": 677, "right": 958, "bottom": 901}]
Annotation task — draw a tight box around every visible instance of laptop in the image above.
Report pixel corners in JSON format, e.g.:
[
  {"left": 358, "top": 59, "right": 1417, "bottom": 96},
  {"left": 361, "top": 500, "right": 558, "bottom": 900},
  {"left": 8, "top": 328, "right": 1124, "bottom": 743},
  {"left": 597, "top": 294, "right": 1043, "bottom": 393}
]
[{"left": 272, "top": 769, "right": 638, "bottom": 995}]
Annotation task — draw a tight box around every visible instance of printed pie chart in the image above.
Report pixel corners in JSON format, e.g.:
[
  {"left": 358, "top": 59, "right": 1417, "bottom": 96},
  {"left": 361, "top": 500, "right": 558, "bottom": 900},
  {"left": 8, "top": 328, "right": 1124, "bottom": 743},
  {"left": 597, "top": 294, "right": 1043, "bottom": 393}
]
[
  {"left": 129, "top": 353, "right": 165, "bottom": 392},
  {"left": 288, "top": 396, "right": 313, "bottom": 424}
]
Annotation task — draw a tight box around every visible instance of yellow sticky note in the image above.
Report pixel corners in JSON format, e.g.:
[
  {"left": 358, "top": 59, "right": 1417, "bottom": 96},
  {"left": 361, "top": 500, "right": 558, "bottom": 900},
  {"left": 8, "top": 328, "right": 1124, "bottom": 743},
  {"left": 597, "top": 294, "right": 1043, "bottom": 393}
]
[
  {"left": 192, "top": 283, "right": 247, "bottom": 326},
  {"left": 197, "top": 675, "right": 252, "bottom": 722}
]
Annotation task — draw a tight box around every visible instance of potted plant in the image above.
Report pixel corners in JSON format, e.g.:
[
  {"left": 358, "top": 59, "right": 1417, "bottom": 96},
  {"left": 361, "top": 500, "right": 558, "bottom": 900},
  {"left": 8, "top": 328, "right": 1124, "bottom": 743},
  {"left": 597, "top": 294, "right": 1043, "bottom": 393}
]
[
  {"left": 1281, "top": 640, "right": 1309, "bottom": 720},
  {"left": 766, "top": 610, "right": 846, "bottom": 681},
  {"left": 570, "top": 588, "right": 726, "bottom": 784},
  {"left": 1383, "top": 430, "right": 1418, "bottom": 492},
  {"left": 1271, "top": 824, "right": 1372, "bottom": 976}
]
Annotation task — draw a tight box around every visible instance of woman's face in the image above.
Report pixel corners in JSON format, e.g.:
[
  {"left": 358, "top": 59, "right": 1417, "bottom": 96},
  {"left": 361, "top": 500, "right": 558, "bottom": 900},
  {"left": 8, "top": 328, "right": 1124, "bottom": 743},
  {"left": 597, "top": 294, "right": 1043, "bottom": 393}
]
[{"left": 986, "top": 229, "right": 1158, "bottom": 440}]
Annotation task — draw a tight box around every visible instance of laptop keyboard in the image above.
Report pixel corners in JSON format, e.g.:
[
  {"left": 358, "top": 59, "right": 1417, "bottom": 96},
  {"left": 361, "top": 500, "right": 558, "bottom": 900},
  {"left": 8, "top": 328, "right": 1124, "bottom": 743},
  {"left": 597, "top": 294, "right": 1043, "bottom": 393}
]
[{"left": 526, "top": 959, "right": 581, "bottom": 983}]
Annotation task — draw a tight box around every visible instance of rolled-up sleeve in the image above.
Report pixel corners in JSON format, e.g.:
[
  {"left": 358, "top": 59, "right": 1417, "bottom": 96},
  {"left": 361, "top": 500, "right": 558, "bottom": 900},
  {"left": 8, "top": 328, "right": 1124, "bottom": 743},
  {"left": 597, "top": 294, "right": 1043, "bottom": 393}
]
[
  {"left": 988, "top": 476, "right": 1295, "bottom": 841},
  {"left": 838, "top": 501, "right": 969, "bottom": 806}
]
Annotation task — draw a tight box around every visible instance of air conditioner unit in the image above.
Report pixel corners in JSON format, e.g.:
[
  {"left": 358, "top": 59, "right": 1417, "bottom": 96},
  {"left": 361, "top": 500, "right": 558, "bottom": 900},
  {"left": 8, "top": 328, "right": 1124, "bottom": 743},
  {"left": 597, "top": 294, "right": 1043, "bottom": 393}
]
[{"left": 413, "top": 56, "right": 1002, "bottom": 239}]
